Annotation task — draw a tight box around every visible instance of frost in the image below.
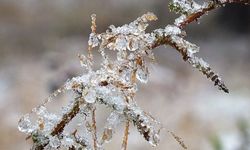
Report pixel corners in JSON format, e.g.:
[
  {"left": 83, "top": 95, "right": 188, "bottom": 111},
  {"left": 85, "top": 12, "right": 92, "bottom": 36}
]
[
  {"left": 145, "top": 34, "right": 156, "bottom": 45},
  {"left": 164, "top": 25, "right": 182, "bottom": 35},
  {"left": 61, "top": 135, "right": 74, "bottom": 148},
  {"left": 49, "top": 136, "right": 61, "bottom": 148},
  {"left": 174, "top": 15, "right": 186, "bottom": 26},
  {"left": 170, "top": 35, "right": 199, "bottom": 55},
  {"left": 126, "top": 105, "right": 162, "bottom": 146},
  {"left": 171, "top": 0, "right": 202, "bottom": 15},
  {"left": 85, "top": 90, "right": 96, "bottom": 103}
]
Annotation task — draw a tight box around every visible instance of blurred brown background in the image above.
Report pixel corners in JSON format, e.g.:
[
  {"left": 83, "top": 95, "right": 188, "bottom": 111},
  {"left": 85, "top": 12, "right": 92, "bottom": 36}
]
[{"left": 0, "top": 0, "right": 250, "bottom": 150}]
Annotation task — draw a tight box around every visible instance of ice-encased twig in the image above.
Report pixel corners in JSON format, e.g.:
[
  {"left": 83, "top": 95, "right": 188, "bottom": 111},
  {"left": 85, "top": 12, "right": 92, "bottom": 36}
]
[
  {"left": 167, "top": 35, "right": 229, "bottom": 93},
  {"left": 18, "top": 1, "right": 250, "bottom": 149}
]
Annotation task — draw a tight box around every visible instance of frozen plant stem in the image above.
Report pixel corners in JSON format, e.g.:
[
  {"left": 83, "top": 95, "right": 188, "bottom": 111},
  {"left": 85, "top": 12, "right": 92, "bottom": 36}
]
[
  {"left": 91, "top": 108, "right": 97, "bottom": 150},
  {"left": 18, "top": 0, "right": 250, "bottom": 149},
  {"left": 122, "top": 121, "right": 130, "bottom": 150}
]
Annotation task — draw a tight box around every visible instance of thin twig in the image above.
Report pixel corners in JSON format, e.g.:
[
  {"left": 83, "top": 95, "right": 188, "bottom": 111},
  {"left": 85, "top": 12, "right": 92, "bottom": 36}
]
[
  {"left": 178, "top": 0, "right": 250, "bottom": 29},
  {"left": 168, "top": 131, "right": 187, "bottom": 149},
  {"left": 91, "top": 107, "right": 98, "bottom": 150},
  {"left": 122, "top": 121, "right": 130, "bottom": 150}
]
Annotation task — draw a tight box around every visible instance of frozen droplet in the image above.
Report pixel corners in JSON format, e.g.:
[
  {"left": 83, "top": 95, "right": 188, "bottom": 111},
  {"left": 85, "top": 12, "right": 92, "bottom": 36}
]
[
  {"left": 35, "top": 106, "right": 47, "bottom": 116},
  {"left": 117, "top": 50, "right": 127, "bottom": 61},
  {"left": 88, "top": 33, "right": 99, "bottom": 47},
  {"left": 115, "top": 36, "right": 127, "bottom": 51},
  {"left": 136, "top": 67, "right": 149, "bottom": 83},
  {"left": 138, "top": 23, "right": 148, "bottom": 32},
  {"left": 109, "top": 25, "right": 116, "bottom": 32},
  {"left": 128, "top": 39, "right": 139, "bottom": 51},
  {"left": 18, "top": 114, "right": 35, "bottom": 134},
  {"left": 121, "top": 71, "right": 131, "bottom": 83},
  {"left": 78, "top": 54, "right": 88, "bottom": 68},
  {"left": 49, "top": 136, "right": 61, "bottom": 148},
  {"left": 85, "top": 90, "right": 96, "bottom": 103},
  {"left": 102, "top": 128, "right": 113, "bottom": 143}
]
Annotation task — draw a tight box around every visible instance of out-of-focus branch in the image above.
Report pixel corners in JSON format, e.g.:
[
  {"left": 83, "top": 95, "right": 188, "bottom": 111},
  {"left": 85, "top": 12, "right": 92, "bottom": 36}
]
[
  {"left": 151, "top": 34, "right": 229, "bottom": 93},
  {"left": 178, "top": 0, "right": 250, "bottom": 29}
]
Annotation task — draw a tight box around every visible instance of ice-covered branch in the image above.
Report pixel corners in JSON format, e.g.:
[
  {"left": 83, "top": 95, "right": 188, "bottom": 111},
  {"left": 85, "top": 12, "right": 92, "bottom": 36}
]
[
  {"left": 18, "top": 0, "right": 249, "bottom": 149},
  {"left": 170, "top": 0, "right": 250, "bottom": 28}
]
